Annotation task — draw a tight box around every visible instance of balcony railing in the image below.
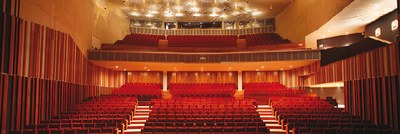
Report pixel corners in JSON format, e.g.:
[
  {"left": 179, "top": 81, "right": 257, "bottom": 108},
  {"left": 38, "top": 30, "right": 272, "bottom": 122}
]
[
  {"left": 88, "top": 49, "right": 320, "bottom": 63},
  {"left": 130, "top": 26, "right": 275, "bottom": 36}
]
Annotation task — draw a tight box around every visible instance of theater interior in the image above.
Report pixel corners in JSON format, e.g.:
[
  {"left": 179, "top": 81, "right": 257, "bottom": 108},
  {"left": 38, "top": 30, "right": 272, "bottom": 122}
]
[{"left": 1, "top": 0, "right": 399, "bottom": 134}]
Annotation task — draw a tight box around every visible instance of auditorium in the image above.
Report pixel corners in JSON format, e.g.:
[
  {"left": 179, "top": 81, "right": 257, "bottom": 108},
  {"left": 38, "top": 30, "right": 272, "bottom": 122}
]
[{"left": 1, "top": 0, "right": 399, "bottom": 134}]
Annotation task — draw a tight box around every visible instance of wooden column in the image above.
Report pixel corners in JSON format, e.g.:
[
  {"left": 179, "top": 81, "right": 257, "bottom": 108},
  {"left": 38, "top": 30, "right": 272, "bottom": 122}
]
[
  {"left": 237, "top": 70, "right": 243, "bottom": 91},
  {"left": 162, "top": 71, "right": 168, "bottom": 91}
]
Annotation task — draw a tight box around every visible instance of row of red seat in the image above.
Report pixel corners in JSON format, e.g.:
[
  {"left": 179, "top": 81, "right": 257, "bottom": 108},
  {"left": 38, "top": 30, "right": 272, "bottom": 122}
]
[
  {"left": 112, "top": 83, "right": 162, "bottom": 99},
  {"left": 145, "top": 121, "right": 266, "bottom": 127},
  {"left": 142, "top": 125, "right": 269, "bottom": 134},
  {"left": 111, "top": 33, "right": 293, "bottom": 49},
  {"left": 241, "top": 83, "right": 397, "bottom": 133},
  {"left": 115, "top": 34, "right": 164, "bottom": 47},
  {"left": 13, "top": 95, "right": 137, "bottom": 134},
  {"left": 268, "top": 93, "right": 388, "bottom": 134},
  {"left": 239, "top": 33, "right": 291, "bottom": 46},
  {"left": 10, "top": 128, "right": 115, "bottom": 134},
  {"left": 167, "top": 35, "right": 237, "bottom": 47},
  {"left": 169, "top": 83, "right": 236, "bottom": 97},
  {"left": 143, "top": 97, "right": 268, "bottom": 133}
]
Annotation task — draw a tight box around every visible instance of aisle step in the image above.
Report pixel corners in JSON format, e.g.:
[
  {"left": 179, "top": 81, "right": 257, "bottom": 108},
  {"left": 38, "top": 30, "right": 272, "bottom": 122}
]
[
  {"left": 124, "top": 103, "right": 152, "bottom": 134},
  {"left": 258, "top": 105, "right": 271, "bottom": 108},
  {"left": 129, "top": 124, "right": 145, "bottom": 127},
  {"left": 270, "top": 128, "right": 286, "bottom": 133},
  {"left": 257, "top": 105, "right": 283, "bottom": 134}
]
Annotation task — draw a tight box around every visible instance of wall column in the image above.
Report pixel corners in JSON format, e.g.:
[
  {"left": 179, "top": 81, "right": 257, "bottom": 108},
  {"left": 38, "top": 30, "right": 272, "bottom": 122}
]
[
  {"left": 238, "top": 70, "right": 243, "bottom": 91},
  {"left": 162, "top": 71, "right": 168, "bottom": 91}
]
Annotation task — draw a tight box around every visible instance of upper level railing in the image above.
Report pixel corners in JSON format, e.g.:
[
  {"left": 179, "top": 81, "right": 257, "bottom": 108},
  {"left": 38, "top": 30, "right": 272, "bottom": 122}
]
[
  {"left": 88, "top": 49, "right": 320, "bottom": 63},
  {"left": 130, "top": 26, "right": 275, "bottom": 36}
]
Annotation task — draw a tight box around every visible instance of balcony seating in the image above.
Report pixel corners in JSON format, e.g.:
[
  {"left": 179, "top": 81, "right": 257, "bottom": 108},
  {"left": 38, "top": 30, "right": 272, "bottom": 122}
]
[
  {"left": 112, "top": 83, "right": 162, "bottom": 100},
  {"left": 143, "top": 97, "right": 269, "bottom": 133},
  {"left": 169, "top": 83, "right": 236, "bottom": 97},
  {"left": 167, "top": 35, "right": 237, "bottom": 48},
  {"left": 13, "top": 95, "right": 137, "bottom": 134},
  {"left": 240, "top": 33, "right": 291, "bottom": 46},
  {"left": 115, "top": 34, "right": 164, "bottom": 47}
]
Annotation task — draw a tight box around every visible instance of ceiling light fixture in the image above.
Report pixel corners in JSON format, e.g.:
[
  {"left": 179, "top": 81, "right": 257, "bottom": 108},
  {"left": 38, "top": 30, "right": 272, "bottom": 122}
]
[
  {"left": 193, "top": 13, "right": 202, "bottom": 17},
  {"left": 210, "top": 13, "right": 219, "bottom": 17},
  {"left": 220, "top": 14, "right": 228, "bottom": 18},
  {"left": 130, "top": 11, "right": 140, "bottom": 16},
  {"left": 145, "top": 14, "right": 154, "bottom": 17},
  {"left": 175, "top": 12, "right": 184, "bottom": 17},
  {"left": 251, "top": 9, "right": 262, "bottom": 16}
]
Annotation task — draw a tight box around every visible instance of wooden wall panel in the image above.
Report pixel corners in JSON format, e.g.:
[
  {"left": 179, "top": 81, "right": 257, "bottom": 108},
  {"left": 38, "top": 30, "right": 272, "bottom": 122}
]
[
  {"left": 243, "top": 71, "right": 280, "bottom": 83},
  {"left": 345, "top": 76, "right": 399, "bottom": 130},
  {"left": 309, "top": 44, "right": 400, "bottom": 84},
  {"left": 242, "top": 43, "right": 399, "bottom": 130},
  {"left": 168, "top": 71, "right": 237, "bottom": 84},
  {"left": 0, "top": 13, "right": 125, "bottom": 134},
  {"left": 127, "top": 71, "right": 163, "bottom": 84},
  {"left": 243, "top": 62, "right": 319, "bottom": 88},
  {"left": 308, "top": 44, "right": 399, "bottom": 130}
]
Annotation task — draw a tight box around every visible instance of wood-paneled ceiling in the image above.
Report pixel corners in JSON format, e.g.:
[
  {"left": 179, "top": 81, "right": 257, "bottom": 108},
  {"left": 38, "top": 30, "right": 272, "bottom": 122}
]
[{"left": 111, "top": 0, "right": 293, "bottom": 22}]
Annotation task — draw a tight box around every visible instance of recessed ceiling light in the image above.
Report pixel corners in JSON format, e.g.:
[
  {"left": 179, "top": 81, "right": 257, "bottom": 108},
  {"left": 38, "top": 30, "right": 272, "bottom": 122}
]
[
  {"left": 232, "top": 11, "right": 240, "bottom": 16},
  {"left": 289, "top": 66, "right": 293, "bottom": 68},
  {"left": 280, "top": 68, "right": 283, "bottom": 70},
  {"left": 256, "top": 69, "right": 259, "bottom": 71},
  {"left": 261, "top": 66, "right": 264, "bottom": 69},
  {"left": 345, "top": 32, "right": 349, "bottom": 34},
  {"left": 175, "top": 13, "right": 184, "bottom": 17},
  {"left": 115, "top": 66, "right": 119, "bottom": 68},
  {"left": 193, "top": 13, "right": 202, "bottom": 17},
  {"left": 220, "top": 14, "right": 228, "bottom": 18},
  {"left": 130, "top": 12, "right": 140, "bottom": 16},
  {"left": 251, "top": 11, "right": 262, "bottom": 16},
  {"left": 145, "top": 14, "right": 154, "bottom": 17},
  {"left": 322, "top": 35, "right": 326, "bottom": 38},
  {"left": 147, "top": 69, "right": 150, "bottom": 71},
  {"left": 144, "top": 67, "right": 147, "bottom": 69},
  {"left": 124, "top": 69, "right": 127, "bottom": 71},
  {"left": 210, "top": 13, "right": 219, "bottom": 17}
]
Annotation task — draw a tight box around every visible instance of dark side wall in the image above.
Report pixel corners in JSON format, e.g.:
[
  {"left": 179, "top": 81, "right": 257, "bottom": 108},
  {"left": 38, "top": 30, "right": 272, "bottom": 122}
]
[{"left": 365, "top": 9, "right": 398, "bottom": 42}]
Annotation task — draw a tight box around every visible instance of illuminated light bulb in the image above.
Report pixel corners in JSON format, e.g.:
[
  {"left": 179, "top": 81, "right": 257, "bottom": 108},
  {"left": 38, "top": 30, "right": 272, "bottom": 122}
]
[
  {"left": 175, "top": 12, "right": 184, "bottom": 17},
  {"left": 193, "top": 13, "right": 201, "bottom": 17},
  {"left": 130, "top": 11, "right": 140, "bottom": 16},
  {"left": 145, "top": 14, "right": 154, "bottom": 17}
]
